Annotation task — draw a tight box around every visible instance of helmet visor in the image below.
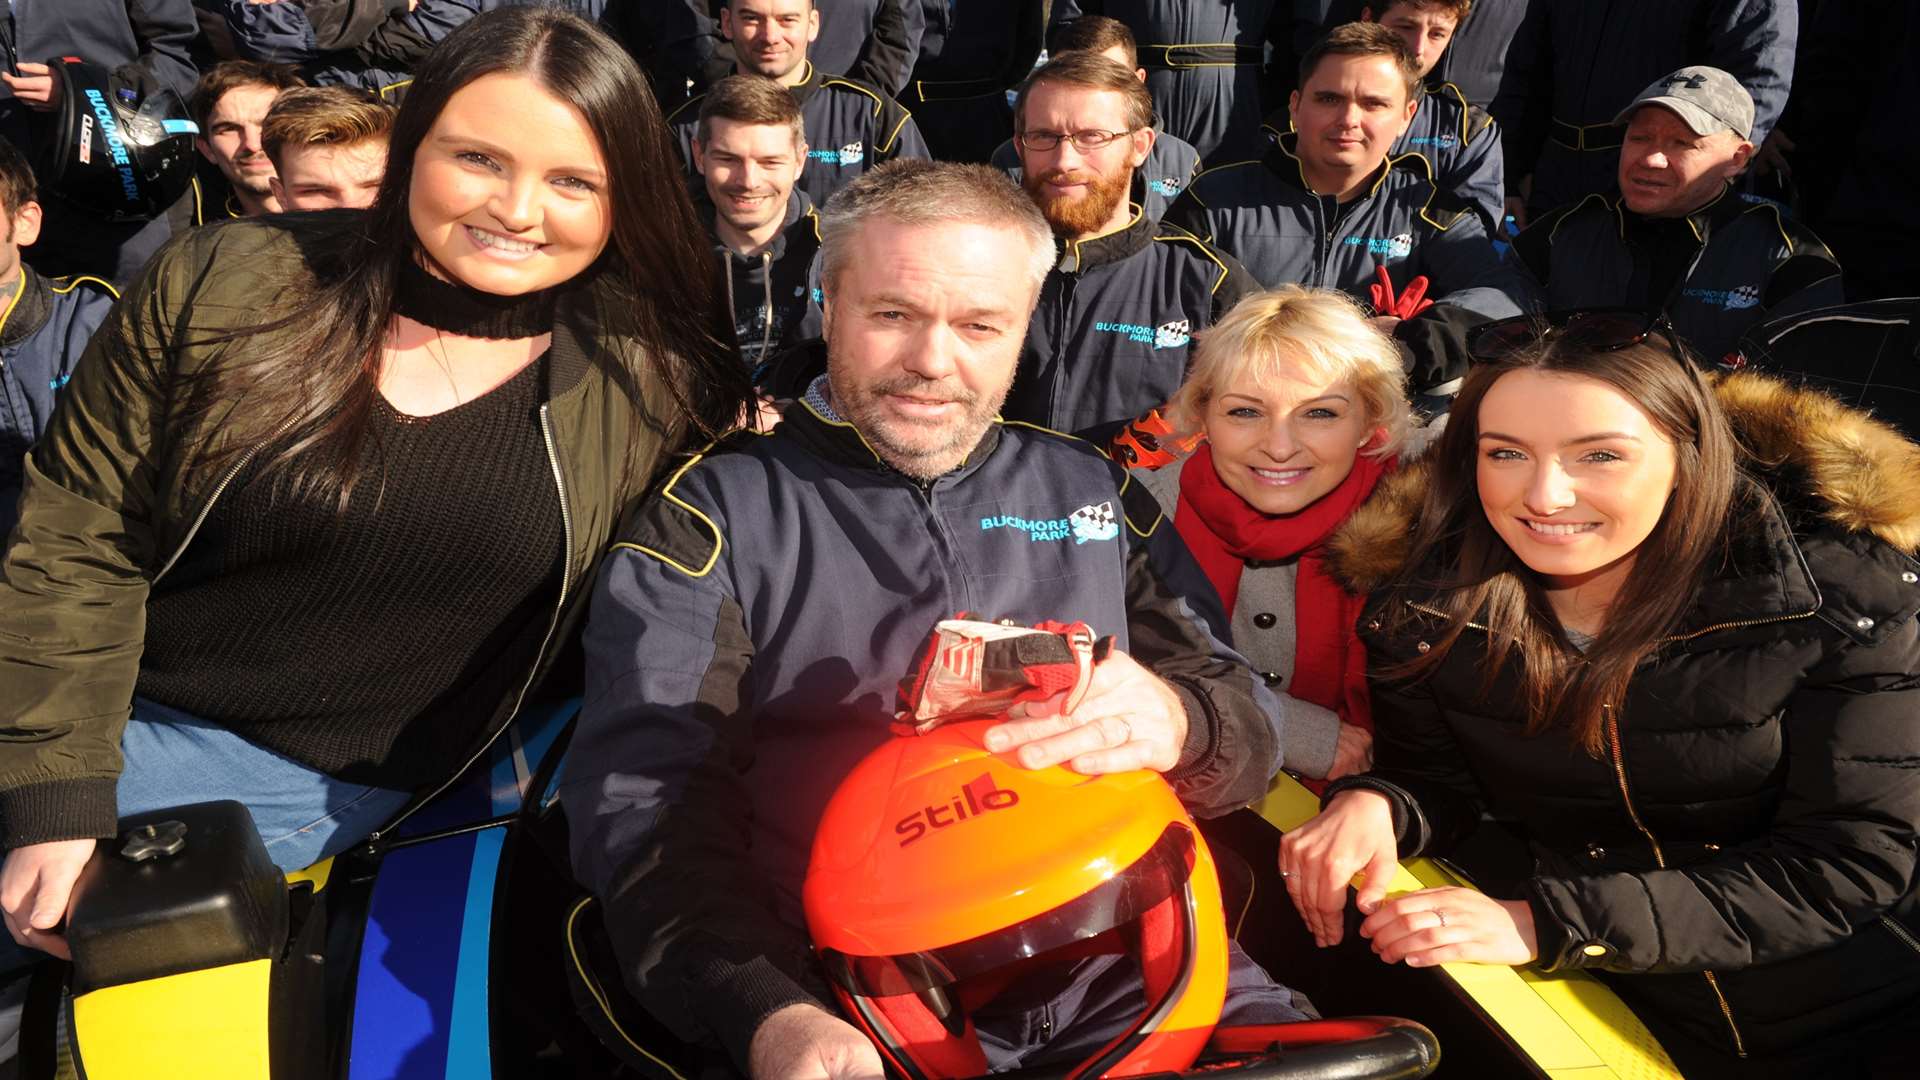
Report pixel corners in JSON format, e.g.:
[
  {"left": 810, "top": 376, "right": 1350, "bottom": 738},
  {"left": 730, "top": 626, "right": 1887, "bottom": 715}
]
[{"left": 819, "top": 823, "right": 1196, "bottom": 997}]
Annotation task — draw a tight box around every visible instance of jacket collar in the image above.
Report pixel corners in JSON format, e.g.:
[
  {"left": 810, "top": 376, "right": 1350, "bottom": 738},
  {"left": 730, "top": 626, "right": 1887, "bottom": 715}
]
[
  {"left": 783, "top": 62, "right": 824, "bottom": 106},
  {"left": 1326, "top": 371, "right": 1920, "bottom": 627},
  {"left": 777, "top": 364, "right": 1004, "bottom": 483},
  {"left": 548, "top": 275, "right": 608, "bottom": 398},
  {"left": 0, "top": 267, "right": 51, "bottom": 349},
  {"left": 1265, "top": 132, "right": 1393, "bottom": 204},
  {"left": 1055, "top": 203, "right": 1152, "bottom": 274},
  {"left": 1613, "top": 182, "right": 1742, "bottom": 245}
]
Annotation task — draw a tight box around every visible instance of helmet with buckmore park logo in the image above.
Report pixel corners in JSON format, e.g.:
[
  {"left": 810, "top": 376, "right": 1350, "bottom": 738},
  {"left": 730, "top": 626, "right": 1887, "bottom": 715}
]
[
  {"left": 39, "top": 57, "right": 199, "bottom": 221},
  {"left": 803, "top": 717, "right": 1230, "bottom": 1078}
]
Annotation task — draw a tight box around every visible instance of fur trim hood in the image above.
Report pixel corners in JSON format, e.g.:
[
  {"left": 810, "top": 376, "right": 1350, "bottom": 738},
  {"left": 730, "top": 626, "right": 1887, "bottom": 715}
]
[{"left": 1327, "top": 370, "right": 1920, "bottom": 596}]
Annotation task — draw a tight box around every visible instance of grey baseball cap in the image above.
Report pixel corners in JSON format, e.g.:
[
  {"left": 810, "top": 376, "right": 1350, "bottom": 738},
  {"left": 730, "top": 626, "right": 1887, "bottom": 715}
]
[{"left": 1613, "top": 66, "right": 1755, "bottom": 140}]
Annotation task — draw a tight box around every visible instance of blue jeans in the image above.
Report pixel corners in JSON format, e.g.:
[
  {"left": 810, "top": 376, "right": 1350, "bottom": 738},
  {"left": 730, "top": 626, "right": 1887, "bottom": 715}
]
[
  {"left": 1, "top": 698, "right": 412, "bottom": 980},
  {"left": 112, "top": 698, "right": 413, "bottom": 872}
]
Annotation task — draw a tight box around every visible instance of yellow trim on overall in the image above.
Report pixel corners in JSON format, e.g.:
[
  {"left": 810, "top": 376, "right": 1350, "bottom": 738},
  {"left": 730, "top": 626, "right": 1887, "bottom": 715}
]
[
  {"left": 1257, "top": 774, "right": 1682, "bottom": 1079},
  {"left": 189, "top": 173, "right": 205, "bottom": 226},
  {"left": 378, "top": 79, "right": 413, "bottom": 101},
  {"left": 1552, "top": 193, "right": 1620, "bottom": 246},
  {"left": 0, "top": 274, "right": 28, "bottom": 338},
  {"left": 993, "top": 419, "right": 1164, "bottom": 539},
  {"left": 606, "top": 438, "right": 735, "bottom": 578},
  {"left": 0, "top": 272, "right": 115, "bottom": 341},
  {"left": 877, "top": 107, "right": 914, "bottom": 154},
  {"left": 1059, "top": 203, "right": 1146, "bottom": 267},
  {"left": 821, "top": 74, "right": 886, "bottom": 119},
  {"left": 566, "top": 897, "right": 693, "bottom": 1080},
  {"left": 72, "top": 959, "right": 275, "bottom": 1079},
  {"left": 1153, "top": 222, "right": 1233, "bottom": 295},
  {"left": 49, "top": 275, "right": 119, "bottom": 300}
]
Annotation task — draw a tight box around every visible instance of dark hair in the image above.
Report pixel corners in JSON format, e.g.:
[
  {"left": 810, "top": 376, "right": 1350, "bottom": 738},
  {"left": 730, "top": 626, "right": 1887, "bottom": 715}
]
[
  {"left": 175, "top": 6, "right": 746, "bottom": 503},
  {"left": 696, "top": 74, "right": 804, "bottom": 145},
  {"left": 190, "top": 60, "right": 306, "bottom": 131},
  {"left": 1299, "top": 22, "right": 1423, "bottom": 104},
  {"left": 1049, "top": 16, "right": 1139, "bottom": 68},
  {"left": 261, "top": 87, "right": 397, "bottom": 166},
  {"left": 1015, "top": 51, "right": 1155, "bottom": 134},
  {"left": 0, "top": 137, "right": 36, "bottom": 217},
  {"left": 1380, "top": 338, "right": 1740, "bottom": 754}
]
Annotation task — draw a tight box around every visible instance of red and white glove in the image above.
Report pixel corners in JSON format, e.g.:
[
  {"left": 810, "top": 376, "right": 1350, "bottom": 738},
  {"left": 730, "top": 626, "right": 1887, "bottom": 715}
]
[
  {"left": 1369, "top": 265, "right": 1435, "bottom": 321},
  {"left": 894, "top": 617, "right": 1114, "bottom": 735}
]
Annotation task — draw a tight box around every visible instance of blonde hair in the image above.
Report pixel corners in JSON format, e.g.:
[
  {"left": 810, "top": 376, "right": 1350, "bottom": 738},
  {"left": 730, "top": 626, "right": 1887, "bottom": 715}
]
[{"left": 1168, "top": 286, "right": 1411, "bottom": 457}]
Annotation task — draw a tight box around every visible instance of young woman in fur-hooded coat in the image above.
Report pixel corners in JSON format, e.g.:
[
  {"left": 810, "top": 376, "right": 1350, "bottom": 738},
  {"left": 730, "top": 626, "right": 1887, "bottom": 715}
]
[{"left": 1278, "top": 313, "right": 1920, "bottom": 1078}]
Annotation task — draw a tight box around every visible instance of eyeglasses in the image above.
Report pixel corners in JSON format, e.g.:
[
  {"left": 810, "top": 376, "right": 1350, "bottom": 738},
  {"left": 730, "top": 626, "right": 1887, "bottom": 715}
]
[
  {"left": 1015, "top": 128, "right": 1139, "bottom": 153},
  {"left": 1466, "top": 309, "right": 1690, "bottom": 367}
]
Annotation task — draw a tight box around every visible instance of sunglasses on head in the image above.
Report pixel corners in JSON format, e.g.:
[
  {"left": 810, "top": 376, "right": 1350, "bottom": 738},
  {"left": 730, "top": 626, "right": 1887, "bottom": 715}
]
[{"left": 1466, "top": 309, "right": 1688, "bottom": 366}]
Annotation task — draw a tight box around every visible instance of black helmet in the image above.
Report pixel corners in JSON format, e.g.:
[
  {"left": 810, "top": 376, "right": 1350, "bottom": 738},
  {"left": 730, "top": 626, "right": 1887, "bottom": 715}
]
[{"left": 39, "top": 58, "right": 199, "bottom": 221}]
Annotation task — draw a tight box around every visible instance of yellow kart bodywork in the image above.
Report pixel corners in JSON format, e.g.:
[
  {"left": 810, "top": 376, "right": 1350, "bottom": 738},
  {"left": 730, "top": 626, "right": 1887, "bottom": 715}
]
[
  {"left": 1256, "top": 776, "right": 1682, "bottom": 1080},
  {"left": 65, "top": 858, "right": 335, "bottom": 1080}
]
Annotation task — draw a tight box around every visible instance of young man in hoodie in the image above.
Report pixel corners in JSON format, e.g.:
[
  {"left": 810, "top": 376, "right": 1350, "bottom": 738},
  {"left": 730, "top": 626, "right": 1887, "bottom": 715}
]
[{"left": 692, "top": 75, "right": 825, "bottom": 383}]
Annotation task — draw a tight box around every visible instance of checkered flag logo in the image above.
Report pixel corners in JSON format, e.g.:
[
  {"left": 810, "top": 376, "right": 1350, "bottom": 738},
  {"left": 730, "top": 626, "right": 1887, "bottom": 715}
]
[{"left": 1069, "top": 502, "right": 1119, "bottom": 545}]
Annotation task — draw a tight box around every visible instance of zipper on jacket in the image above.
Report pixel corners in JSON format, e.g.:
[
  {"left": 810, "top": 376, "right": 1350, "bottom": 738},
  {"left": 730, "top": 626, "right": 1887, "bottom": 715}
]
[
  {"left": 1659, "top": 608, "right": 1816, "bottom": 644},
  {"left": 368, "top": 402, "right": 576, "bottom": 842},
  {"left": 152, "top": 431, "right": 284, "bottom": 584},
  {"left": 1605, "top": 704, "right": 1747, "bottom": 1058},
  {"left": 758, "top": 252, "right": 775, "bottom": 363},
  {"left": 1879, "top": 915, "right": 1920, "bottom": 958}
]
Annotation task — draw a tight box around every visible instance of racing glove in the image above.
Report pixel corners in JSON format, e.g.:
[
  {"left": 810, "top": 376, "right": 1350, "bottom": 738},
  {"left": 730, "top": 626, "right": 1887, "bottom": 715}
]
[
  {"left": 894, "top": 617, "right": 1114, "bottom": 735},
  {"left": 1369, "top": 265, "right": 1435, "bottom": 321}
]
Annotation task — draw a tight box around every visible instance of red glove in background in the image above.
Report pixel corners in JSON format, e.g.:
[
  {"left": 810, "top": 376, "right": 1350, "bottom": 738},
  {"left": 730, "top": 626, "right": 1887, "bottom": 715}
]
[{"left": 1369, "top": 265, "right": 1435, "bottom": 320}]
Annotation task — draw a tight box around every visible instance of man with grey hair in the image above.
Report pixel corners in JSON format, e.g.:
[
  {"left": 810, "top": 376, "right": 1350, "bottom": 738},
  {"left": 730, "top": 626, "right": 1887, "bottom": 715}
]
[
  {"left": 1512, "top": 65, "right": 1841, "bottom": 362},
  {"left": 564, "top": 160, "right": 1311, "bottom": 1078}
]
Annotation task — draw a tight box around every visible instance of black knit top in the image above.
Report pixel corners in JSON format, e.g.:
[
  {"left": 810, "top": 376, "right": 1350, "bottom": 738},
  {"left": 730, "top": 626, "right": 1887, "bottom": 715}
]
[{"left": 137, "top": 354, "right": 564, "bottom": 789}]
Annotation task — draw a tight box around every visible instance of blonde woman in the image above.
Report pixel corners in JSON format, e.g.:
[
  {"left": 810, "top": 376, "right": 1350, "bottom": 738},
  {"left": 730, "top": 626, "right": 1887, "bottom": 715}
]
[{"left": 1135, "top": 286, "right": 1413, "bottom": 784}]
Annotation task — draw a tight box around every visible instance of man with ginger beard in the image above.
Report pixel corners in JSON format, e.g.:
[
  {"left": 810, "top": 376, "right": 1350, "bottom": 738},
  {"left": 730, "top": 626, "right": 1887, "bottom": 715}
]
[{"left": 1003, "top": 52, "right": 1256, "bottom": 438}]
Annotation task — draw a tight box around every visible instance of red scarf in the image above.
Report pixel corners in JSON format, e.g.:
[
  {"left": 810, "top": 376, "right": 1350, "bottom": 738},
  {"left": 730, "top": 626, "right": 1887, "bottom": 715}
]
[{"left": 1172, "top": 443, "right": 1391, "bottom": 737}]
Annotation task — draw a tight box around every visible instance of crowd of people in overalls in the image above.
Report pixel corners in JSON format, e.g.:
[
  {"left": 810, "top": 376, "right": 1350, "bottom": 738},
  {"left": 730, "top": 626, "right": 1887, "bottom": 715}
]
[{"left": 0, "top": 3, "right": 1915, "bottom": 1078}]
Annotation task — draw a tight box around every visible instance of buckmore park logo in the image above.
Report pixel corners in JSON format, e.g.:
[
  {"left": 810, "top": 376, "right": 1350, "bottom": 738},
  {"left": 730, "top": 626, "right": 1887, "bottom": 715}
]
[
  {"left": 809, "top": 141, "right": 864, "bottom": 166},
  {"left": 981, "top": 502, "right": 1120, "bottom": 545},
  {"left": 1092, "top": 317, "right": 1191, "bottom": 350},
  {"left": 1681, "top": 283, "right": 1761, "bottom": 311},
  {"left": 1343, "top": 232, "right": 1415, "bottom": 259},
  {"left": 1146, "top": 176, "right": 1186, "bottom": 197}
]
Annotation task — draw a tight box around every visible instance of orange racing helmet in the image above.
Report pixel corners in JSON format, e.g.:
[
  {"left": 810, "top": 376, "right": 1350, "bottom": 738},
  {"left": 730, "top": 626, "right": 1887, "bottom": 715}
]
[{"left": 802, "top": 718, "right": 1229, "bottom": 1078}]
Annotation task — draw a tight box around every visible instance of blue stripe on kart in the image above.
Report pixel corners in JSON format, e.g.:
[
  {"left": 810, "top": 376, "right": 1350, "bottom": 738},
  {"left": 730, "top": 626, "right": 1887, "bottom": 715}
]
[
  {"left": 347, "top": 827, "right": 505, "bottom": 1079},
  {"left": 445, "top": 827, "right": 505, "bottom": 1078}
]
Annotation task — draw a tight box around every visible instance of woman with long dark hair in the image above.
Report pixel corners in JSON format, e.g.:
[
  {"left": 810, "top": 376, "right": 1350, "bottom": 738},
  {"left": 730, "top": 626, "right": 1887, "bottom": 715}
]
[
  {"left": 0, "top": 6, "right": 748, "bottom": 964},
  {"left": 1280, "top": 313, "right": 1920, "bottom": 1077}
]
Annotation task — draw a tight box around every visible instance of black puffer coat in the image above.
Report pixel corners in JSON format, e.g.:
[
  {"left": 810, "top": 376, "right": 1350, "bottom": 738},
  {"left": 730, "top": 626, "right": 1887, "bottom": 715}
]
[{"left": 1324, "top": 372, "right": 1920, "bottom": 1076}]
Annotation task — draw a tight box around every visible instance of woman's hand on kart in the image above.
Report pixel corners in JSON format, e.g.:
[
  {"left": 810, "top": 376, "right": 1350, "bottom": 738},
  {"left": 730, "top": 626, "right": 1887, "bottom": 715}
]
[
  {"left": 0, "top": 837, "right": 98, "bottom": 959},
  {"left": 1278, "top": 789, "right": 1399, "bottom": 949},
  {"left": 749, "top": 1002, "right": 884, "bottom": 1080},
  {"left": 1359, "top": 886, "right": 1539, "bottom": 968},
  {"left": 984, "top": 650, "right": 1187, "bottom": 774}
]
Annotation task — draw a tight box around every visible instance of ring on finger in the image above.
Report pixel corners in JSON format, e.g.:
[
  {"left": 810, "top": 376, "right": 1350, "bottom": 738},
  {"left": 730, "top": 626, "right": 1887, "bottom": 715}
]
[{"left": 1435, "top": 908, "right": 1449, "bottom": 928}]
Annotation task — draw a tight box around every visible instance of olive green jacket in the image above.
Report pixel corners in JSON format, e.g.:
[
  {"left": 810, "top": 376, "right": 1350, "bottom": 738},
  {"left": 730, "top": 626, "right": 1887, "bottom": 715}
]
[{"left": 0, "top": 217, "right": 683, "bottom": 847}]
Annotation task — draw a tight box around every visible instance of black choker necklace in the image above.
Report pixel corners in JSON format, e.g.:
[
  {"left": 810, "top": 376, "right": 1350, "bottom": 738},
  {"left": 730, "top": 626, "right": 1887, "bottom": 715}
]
[{"left": 392, "top": 258, "right": 562, "bottom": 339}]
